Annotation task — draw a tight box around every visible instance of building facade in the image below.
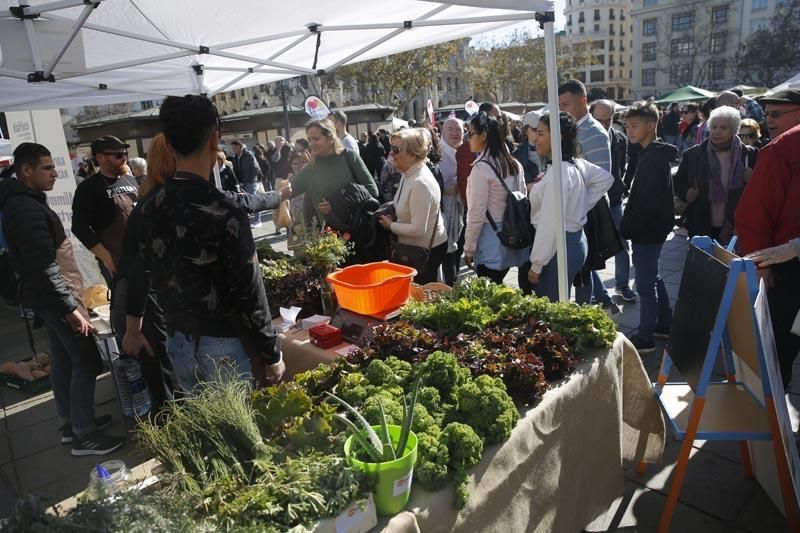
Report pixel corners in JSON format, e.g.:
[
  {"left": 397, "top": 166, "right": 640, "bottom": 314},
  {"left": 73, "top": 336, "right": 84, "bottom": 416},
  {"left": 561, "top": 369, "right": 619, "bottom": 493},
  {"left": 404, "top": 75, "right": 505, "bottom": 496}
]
[
  {"left": 565, "top": 0, "right": 635, "bottom": 101},
  {"left": 630, "top": 0, "right": 779, "bottom": 100}
]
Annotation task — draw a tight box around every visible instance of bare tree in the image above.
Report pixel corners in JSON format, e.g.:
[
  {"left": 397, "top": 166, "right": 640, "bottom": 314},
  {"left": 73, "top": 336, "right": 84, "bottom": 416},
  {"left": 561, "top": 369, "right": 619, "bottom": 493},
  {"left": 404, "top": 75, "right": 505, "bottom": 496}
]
[{"left": 735, "top": 0, "right": 800, "bottom": 88}]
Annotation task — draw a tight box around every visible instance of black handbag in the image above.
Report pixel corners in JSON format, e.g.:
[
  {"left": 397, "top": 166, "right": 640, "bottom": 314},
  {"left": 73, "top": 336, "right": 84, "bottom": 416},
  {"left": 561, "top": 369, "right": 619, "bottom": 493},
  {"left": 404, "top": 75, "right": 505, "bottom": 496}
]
[
  {"left": 576, "top": 163, "right": 624, "bottom": 271},
  {"left": 390, "top": 206, "right": 440, "bottom": 274}
]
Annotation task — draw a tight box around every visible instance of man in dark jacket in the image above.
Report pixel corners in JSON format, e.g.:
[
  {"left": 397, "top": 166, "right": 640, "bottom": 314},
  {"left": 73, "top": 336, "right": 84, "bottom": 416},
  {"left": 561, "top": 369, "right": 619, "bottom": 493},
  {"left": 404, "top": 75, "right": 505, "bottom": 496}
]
[
  {"left": 231, "top": 140, "right": 263, "bottom": 226},
  {"left": 662, "top": 103, "right": 681, "bottom": 152},
  {"left": 591, "top": 100, "right": 636, "bottom": 302},
  {"left": 71, "top": 136, "right": 138, "bottom": 285},
  {"left": 0, "top": 143, "right": 123, "bottom": 455},
  {"left": 620, "top": 102, "right": 678, "bottom": 353}
]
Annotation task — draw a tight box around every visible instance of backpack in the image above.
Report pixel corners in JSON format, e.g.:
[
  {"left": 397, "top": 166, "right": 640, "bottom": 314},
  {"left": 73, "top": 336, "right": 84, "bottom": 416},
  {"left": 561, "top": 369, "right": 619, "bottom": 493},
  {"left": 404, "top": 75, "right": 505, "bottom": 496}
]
[{"left": 481, "top": 159, "right": 535, "bottom": 250}]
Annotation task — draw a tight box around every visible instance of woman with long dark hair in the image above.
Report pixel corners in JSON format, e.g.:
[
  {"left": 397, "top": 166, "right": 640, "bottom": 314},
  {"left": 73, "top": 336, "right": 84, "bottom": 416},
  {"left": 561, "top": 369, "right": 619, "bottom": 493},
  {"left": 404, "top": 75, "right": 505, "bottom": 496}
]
[
  {"left": 527, "top": 112, "right": 613, "bottom": 301},
  {"left": 463, "top": 112, "right": 528, "bottom": 283}
]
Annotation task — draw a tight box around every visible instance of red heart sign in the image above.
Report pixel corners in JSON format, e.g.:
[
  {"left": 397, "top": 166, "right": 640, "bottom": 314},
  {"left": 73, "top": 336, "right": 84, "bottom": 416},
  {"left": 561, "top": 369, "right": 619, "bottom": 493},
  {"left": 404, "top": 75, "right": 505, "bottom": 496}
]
[{"left": 308, "top": 99, "right": 318, "bottom": 109}]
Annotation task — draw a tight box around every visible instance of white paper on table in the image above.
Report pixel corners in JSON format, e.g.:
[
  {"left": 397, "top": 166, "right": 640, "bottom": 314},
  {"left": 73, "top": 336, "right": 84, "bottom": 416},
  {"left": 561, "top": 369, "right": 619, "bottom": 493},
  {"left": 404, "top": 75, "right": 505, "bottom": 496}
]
[
  {"left": 302, "top": 314, "right": 330, "bottom": 330},
  {"left": 274, "top": 306, "right": 302, "bottom": 333}
]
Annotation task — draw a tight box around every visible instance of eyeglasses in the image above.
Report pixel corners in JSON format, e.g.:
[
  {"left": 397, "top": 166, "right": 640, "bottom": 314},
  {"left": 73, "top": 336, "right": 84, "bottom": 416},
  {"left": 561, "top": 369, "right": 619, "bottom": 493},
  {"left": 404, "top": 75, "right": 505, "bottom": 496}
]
[
  {"left": 390, "top": 145, "right": 402, "bottom": 155},
  {"left": 765, "top": 107, "right": 800, "bottom": 120},
  {"left": 738, "top": 133, "right": 756, "bottom": 139},
  {"left": 101, "top": 151, "right": 128, "bottom": 159}
]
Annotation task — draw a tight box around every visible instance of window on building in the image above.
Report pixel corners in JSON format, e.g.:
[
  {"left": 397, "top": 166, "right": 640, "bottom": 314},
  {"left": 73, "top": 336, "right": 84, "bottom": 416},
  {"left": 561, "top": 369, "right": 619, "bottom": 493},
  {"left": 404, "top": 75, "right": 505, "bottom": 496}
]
[
  {"left": 671, "top": 37, "right": 694, "bottom": 57},
  {"left": 239, "top": 89, "right": 246, "bottom": 97},
  {"left": 750, "top": 18, "right": 768, "bottom": 32},
  {"left": 436, "top": 77, "right": 442, "bottom": 91},
  {"left": 621, "top": 11, "right": 626, "bottom": 20},
  {"left": 609, "top": 40, "right": 616, "bottom": 51},
  {"left": 595, "top": 54, "right": 605, "bottom": 64},
  {"left": 642, "top": 68, "right": 656, "bottom": 86},
  {"left": 670, "top": 63, "right": 692, "bottom": 85},
  {"left": 580, "top": 26, "right": 585, "bottom": 33},
  {"left": 609, "top": 24, "right": 615, "bottom": 34},
  {"left": 590, "top": 70, "right": 605, "bottom": 82},
  {"left": 455, "top": 78, "right": 459, "bottom": 92},
  {"left": 594, "top": 9, "right": 600, "bottom": 20},
  {"left": 642, "top": 41, "right": 657, "bottom": 61},
  {"left": 259, "top": 84, "right": 268, "bottom": 92},
  {"left": 568, "top": 14, "right": 572, "bottom": 25},
  {"left": 712, "top": 5, "right": 729, "bottom": 24},
  {"left": 643, "top": 18, "right": 657, "bottom": 36},
  {"left": 710, "top": 31, "right": 727, "bottom": 53},
  {"left": 609, "top": 8, "right": 616, "bottom": 19},
  {"left": 594, "top": 23, "right": 600, "bottom": 32},
  {"left": 752, "top": 0, "right": 767, "bottom": 11},
  {"left": 593, "top": 40, "right": 605, "bottom": 49},
  {"left": 577, "top": 71, "right": 587, "bottom": 82},
  {"left": 671, "top": 12, "right": 695, "bottom": 32},
  {"left": 579, "top": 11, "right": 585, "bottom": 23},
  {"left": 643, "top": 0, "right": 657, "bottom": 6},
  {"left": 708, "top": 60, "right": 726, "bottom": 80},
  {"left": 610, "top": 56, "right": 616, "bottom": 66},
  {"left": 446, "top": 77, "right": 453, "bottom": 92},
  {"left": 608, "top": 88, "right": 616, "bottom": 99}
]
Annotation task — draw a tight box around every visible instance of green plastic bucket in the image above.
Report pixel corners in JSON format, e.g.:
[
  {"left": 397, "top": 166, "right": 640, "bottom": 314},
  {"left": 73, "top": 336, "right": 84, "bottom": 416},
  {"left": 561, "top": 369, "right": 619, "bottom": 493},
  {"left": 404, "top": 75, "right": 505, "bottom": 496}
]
[{"left": 344, "top": 425, "right": 418, "bottom": 517}]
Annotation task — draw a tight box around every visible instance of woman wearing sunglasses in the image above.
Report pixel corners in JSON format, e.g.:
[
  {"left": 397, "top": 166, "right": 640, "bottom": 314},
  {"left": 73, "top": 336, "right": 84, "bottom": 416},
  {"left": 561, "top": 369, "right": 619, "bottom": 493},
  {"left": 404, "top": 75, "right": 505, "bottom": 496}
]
[
  {"left": 378, "top": 128, "right": 447, "bottom": 284},
  {"left": 738, "top": 118, "right": 765, "bottom": 149}
]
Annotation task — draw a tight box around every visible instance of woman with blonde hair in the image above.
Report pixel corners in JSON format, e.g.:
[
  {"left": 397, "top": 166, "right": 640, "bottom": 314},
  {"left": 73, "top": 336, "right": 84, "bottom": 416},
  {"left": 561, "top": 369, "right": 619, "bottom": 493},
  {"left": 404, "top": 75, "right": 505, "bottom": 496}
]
[
  {"left": 290, "top": 118, "right": 378, "bottom": 227},
  {"left": 378, "top": 128, "right": 447, "bottom": 283}
]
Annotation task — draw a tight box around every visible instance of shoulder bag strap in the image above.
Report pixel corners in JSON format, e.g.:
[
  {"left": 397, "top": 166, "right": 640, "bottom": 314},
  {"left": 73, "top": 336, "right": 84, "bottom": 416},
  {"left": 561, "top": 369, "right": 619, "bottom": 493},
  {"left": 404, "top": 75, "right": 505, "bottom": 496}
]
[
  {"left": 479, "top": 158, "right": 514, "bottom": 231},
  {"left": 427, "top": 203, "right": 440, "bottom": 251}
]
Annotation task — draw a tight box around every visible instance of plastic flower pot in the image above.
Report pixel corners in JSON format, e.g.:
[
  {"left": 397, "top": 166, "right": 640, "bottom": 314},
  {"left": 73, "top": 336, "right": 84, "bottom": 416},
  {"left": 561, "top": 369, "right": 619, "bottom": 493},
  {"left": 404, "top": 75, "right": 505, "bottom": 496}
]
[{"left": 344, "top": 424, "right": 418, "bottom": 517}]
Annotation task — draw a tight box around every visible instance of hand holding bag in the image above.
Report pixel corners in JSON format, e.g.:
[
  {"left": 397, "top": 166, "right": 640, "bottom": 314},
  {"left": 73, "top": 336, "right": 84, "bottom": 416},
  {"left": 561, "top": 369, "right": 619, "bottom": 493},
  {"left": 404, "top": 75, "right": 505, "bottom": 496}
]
[{"left": 390, "top": 205, "right": 439, "bottom": 273}]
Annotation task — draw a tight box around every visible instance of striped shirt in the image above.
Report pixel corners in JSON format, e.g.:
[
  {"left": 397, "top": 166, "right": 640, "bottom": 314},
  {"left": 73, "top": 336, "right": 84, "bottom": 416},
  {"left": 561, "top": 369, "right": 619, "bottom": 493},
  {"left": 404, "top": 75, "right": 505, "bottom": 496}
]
[{"left": 576, "top": 113, "right": 611, "bottom": 173}]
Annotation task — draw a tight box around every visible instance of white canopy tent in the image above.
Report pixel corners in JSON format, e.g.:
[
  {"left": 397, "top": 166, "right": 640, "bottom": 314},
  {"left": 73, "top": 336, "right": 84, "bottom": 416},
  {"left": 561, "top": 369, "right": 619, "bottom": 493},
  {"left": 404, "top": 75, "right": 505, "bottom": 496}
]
[
  {"left": 765, "top": 71, "right": 800, "bottom": 96},
  {"left": 0, "top": 0, "right": 571, "bottom": 301}
]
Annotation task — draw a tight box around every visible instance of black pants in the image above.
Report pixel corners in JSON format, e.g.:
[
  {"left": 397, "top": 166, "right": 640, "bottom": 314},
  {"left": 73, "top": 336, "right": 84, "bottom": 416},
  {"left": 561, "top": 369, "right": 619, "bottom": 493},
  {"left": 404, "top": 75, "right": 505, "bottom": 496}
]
[
  {"left": 769, "top": 259, "right": 800, "bottom": 388},
  {"left": 442, "top": 220, "right": 466, "bottom": 287},
  {"left": 476, "top": 264, "right": 508, "bottom": 284},
  {"left": 415, "top": 242, "right": 448, "bottom": 285},
  {"left": 518, "top": 261, "right": 535, "bottom": 295}
]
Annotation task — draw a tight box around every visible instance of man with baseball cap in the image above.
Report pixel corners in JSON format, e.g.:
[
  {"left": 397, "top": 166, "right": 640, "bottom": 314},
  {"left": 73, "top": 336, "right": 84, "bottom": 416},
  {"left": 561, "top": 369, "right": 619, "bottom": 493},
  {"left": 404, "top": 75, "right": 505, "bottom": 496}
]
[
  {"left": 758, "top": 88, "right": 800, "bottom": 140},
  {"left": 71, "top": 136, "right": 139, "bottom": 284}
]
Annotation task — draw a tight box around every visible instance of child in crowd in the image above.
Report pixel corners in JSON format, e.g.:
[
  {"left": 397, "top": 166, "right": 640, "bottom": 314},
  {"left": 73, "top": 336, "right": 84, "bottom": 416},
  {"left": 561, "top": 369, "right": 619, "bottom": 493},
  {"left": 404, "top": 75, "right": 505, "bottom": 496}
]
[{"left": 620, "top": 101, "right": 678, "bottom": 353}]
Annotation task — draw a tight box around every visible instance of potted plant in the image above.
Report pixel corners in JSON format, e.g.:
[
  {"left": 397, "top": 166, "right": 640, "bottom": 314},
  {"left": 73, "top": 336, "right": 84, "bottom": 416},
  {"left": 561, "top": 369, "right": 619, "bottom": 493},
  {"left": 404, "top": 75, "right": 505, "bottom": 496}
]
[{"left": 325, "top": 377, "right": 420, "bottom": 517}]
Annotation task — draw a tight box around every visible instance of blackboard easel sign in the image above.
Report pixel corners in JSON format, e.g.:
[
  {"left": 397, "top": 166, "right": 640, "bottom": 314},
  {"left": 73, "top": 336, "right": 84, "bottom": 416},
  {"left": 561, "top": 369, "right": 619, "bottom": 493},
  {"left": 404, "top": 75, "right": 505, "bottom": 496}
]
[{"left": 638, "top": 237, "right": 800, "bottom": 533}]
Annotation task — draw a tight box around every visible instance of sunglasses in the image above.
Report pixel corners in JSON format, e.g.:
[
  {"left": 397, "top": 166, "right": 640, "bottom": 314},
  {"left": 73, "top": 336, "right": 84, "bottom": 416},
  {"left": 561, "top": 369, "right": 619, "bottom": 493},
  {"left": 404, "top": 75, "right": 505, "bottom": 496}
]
[
  {"left": 738, "top": 133, "right": 756, "bottom": 139},
  {"left": 390, "top": 145, "right": 402, "bottom": 155},
  {"left": 101, "top": 151, "right": 128, "bottom": 159},
  {"left": 765, "top": 108, "right": 800, "bottom": 120}
]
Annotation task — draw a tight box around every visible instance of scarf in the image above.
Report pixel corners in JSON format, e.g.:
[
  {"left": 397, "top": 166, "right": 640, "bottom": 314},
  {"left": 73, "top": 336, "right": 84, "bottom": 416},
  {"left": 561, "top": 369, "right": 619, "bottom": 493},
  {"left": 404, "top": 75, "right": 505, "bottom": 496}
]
[{"left": 706, "top": 135, "right": 744, "bottom": 204}]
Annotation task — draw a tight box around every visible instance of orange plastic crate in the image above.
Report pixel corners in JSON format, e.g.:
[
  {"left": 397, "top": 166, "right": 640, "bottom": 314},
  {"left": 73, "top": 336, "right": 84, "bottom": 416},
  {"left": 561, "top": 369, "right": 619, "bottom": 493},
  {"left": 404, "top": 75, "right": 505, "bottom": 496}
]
[{"left": 326, "top": 262, "right": 417, "bottom": 316}]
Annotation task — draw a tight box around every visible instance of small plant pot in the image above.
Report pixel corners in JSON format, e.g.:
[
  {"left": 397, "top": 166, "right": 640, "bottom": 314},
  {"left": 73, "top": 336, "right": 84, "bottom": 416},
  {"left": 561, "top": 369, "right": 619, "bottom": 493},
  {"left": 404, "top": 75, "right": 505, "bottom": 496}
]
[{"left": 344, "top": 425, "right": 418, "bottom": 517}]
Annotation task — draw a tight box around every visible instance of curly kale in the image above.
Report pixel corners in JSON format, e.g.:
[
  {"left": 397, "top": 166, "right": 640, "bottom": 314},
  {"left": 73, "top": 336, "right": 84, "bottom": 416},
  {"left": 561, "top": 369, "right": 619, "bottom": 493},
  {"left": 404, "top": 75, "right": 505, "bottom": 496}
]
[
  {"left": 417, "top": 386, "right": 441, "bottom": 413},
  {"left": 337, "top": 372, "right": 371, "bottom": 405},
  {"left": 362, "top": 395, "right": 404, "bottom": 426},
  {"left": 415, "top": 431, "right": 450, "bottom": 491},
  {"left": 441, "top": 422, "right": 483, "bottom": 471},
  {"left": 383, "top": 356, "right": 413, "bottom": 386},
  {"left": 454, "top": 375, "right": 520, "bottom": 444},
  {"left": 418, "top": 351, "right": 471, "bottom": 400},
  {"left": 365, "top": 359, "right": 395, "bottom": 386},
  {"left": 410, "top": 403, "right": 437, "bottom": 435}
]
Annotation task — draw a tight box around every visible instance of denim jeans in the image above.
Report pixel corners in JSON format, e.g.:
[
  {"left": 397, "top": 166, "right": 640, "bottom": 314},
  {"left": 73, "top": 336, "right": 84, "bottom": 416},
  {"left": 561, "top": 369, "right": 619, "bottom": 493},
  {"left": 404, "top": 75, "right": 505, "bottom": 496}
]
[
  {"left": 631, "top": 242, "right": 672, "bottom": 341},
  {"left": 535, "top": 230, "right": 587, "bottom": 302},
  {"left": 610, "top": 202, "right": 631, "bottom": 289},
  {"left": 38, "top": 306, "right": 100, "bottom": 438},
  {"left": 241, "top": 181, "right": 262, "bottom": 224},
  {"left": 166, "top": 332, "right": 252, "bottom": 392}
]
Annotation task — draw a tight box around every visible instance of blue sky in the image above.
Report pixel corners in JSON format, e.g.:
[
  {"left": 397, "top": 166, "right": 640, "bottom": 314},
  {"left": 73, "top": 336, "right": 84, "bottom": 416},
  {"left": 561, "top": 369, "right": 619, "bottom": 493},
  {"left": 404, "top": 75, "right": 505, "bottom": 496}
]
[{"left": 471, "top": 1, "right": 567, "bottom": 46}]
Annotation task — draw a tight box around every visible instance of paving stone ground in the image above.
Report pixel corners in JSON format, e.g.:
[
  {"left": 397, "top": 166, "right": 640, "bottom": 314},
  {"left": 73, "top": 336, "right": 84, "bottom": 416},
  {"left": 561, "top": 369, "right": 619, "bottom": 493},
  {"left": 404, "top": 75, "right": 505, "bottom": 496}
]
[{"left": 0, "top": 212, "right": 793, "bottom": 531}]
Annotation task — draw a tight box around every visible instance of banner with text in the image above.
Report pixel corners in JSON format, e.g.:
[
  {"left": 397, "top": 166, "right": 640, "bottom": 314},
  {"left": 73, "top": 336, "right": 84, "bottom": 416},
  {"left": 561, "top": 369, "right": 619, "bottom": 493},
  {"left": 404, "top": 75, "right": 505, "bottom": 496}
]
[{"left": 6, "top": 109, "right": 76, "bottom": 236}]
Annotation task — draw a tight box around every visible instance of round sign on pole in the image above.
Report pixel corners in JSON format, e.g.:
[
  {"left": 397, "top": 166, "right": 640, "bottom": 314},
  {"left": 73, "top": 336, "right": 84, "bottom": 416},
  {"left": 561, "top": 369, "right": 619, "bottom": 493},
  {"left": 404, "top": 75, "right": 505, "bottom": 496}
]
[
  {"left": 304, "top": 95, "right": 332, "bottom": 120},
  {"left": 464, "top": 100, "right": 479, "bottom": 116}
]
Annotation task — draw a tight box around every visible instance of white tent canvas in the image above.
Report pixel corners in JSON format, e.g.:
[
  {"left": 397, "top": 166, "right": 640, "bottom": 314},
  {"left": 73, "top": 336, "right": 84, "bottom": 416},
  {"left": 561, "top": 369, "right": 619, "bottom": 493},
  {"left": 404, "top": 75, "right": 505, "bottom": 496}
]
[
  {"left": 0, "top": 0, "right": 573, "bottom": 301},
  {"left": 766, "top": 71, "right": 800, "bottom": 96},
  {"left": 0, "top": 0, "right": 551, "bottom": 111}
]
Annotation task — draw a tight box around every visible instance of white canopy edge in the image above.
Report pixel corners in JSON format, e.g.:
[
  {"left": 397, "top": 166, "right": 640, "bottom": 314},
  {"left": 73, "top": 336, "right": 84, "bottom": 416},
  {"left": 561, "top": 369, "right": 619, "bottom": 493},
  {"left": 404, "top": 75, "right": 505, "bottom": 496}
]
[{"left": 0, "top": 0, "right": 553, "bottom": 111}]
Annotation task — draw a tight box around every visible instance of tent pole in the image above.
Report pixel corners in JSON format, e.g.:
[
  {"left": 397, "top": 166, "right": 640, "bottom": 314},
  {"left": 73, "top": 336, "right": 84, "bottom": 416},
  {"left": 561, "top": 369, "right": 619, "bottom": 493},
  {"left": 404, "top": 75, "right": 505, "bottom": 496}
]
[
  {"left": 43, "top": 2, "right": 98, "bottom": 79},
  {"left": 539, "top": 11, "right": 569, "bottom": 302}
]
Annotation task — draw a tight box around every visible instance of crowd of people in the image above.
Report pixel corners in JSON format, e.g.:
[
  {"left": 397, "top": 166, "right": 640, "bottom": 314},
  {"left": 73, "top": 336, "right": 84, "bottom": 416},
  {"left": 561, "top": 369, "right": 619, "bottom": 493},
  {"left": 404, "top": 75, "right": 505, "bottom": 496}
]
[{"left": 0, "top": 81, "right": 798, "bottom": 461}]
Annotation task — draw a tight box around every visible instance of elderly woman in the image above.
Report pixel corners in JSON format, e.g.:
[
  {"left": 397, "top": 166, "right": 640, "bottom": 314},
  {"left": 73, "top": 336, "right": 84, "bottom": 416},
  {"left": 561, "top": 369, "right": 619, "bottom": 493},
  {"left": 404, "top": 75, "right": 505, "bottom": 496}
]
[
  {"left": 379, "top": 128, "right": 447, "bottom": 284},
  {"left": 463, "top": 112, "right": 529, "bottom": 284},
  {"left": 738, "top": 118, "right": 764, "bottom": 149},
  {"left": 439, "top": 117, "right": 466, "bottom": 286},
  {"left": 675, "top": 106, "right": 758, "bottom": 244}
]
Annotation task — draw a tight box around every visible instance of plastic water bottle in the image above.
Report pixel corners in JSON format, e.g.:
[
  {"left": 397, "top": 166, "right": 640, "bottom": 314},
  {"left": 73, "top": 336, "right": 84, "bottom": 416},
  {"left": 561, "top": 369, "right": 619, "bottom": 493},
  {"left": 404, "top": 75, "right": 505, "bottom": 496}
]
[{"left": 113, "top": 355, "right": 152, "bottom": 417}]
